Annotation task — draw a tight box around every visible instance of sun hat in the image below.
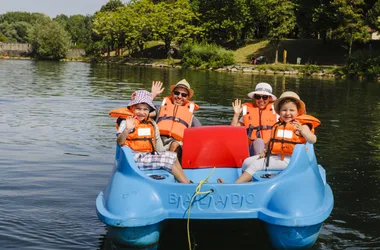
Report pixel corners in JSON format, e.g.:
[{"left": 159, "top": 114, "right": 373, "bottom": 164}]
[
  {"left": 247, "top": 82, "right": 277, "bottom": 100},
  {"left": 273, "top": 91, "right": 306, "bottom": 115},
  {"left": 127, "top": 90, "right": 156, "bottom": 112},
  {"left": 169, "top": 79, "right": 194, "bottom": 99}
]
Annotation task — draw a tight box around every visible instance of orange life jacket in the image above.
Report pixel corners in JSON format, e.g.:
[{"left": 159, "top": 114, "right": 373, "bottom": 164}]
[
  {"left": 109, "top": 107, "right": 156, "bottom": 153},
  {"left": 156, "top": 97, "right": 199, "bottom": 141},
  {"left": 268, "top": 114, "right": 320, "bottom": 160},
  {"left": 242, "top": 102, "right": 278, "bottom": 143}
]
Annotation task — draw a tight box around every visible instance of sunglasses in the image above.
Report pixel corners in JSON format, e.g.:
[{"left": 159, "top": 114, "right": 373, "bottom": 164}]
[
  {"left": 254, "top": 94, "right": 269, "bottom": 100},
  {"left": 173, "top": 90, "right": 188, "bottom": 98}
]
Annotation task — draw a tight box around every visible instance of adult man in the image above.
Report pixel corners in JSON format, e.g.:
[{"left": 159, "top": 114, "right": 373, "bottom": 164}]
[
  {"left": 151, "top": 79, "right": 201, "bottom": 157},
  {"left": 231, "top": 82, "right": 278, "bottom": 155}
]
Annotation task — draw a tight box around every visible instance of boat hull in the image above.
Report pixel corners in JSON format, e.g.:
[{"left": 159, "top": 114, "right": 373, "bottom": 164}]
[{"left": 96, "top": 126, "right": 333, "bottom": 249}]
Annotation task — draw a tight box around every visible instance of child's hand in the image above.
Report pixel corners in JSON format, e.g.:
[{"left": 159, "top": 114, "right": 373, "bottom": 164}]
[
  {"left": 125, "top": 117, "right": 136, "bottom": 131},
  {"left": 291, "top": 120, "right": 304, "bottom": 135},
  {"left": 259, "top": 151, "right": 266, "bottom": 159},
  {"left": 232, "top": 99, "right": 243, "bottom": 115}
]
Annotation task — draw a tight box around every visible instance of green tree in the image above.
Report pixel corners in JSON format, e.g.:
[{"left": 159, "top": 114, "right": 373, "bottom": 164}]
[
  {"left": 120, "top": 0, "right": 155, "bottom": 55},
  {"left": 367, "top": 0, "right": 380, "bottom": 31},
  {"left": 190, "top": 0, "right": 250, "bottom": 46},
  {"left": 0, "top": 21, "right": 33, "bottom": 42},
  {"left": 266, "top": 0, "right": 296, "bottom": 63},
  {"left": 151, "top": 0, "right": 200, "bottom": 52},
  {"left": 28, "top": 19, "right": 71, "bottom": 60},
  {"left": 331, "top": 0, "right": 370, "bottom": 57},
  {"left": 93, "top": 10, "right": 125, "bottom": 56},
  {"left": 100, "top": 0, "right": 124, "bottom": 12}
]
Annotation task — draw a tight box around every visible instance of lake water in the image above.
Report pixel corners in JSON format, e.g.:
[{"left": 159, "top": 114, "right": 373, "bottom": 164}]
[{"left": 1, "top": 60, "right": 380, "bottom": 250}]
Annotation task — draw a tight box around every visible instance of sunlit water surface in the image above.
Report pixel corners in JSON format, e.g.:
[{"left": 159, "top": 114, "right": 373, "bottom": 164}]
[{"left": 1, "top": 60, "right": 379, "bottom": 250}]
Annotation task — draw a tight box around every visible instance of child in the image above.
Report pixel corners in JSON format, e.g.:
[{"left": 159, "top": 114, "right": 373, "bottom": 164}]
[
  {"left": 111, "top": 90, "right": 191, "bottom": 184},
  {"left": 225, "top": 91, "right": 320, "bottom": 183}
]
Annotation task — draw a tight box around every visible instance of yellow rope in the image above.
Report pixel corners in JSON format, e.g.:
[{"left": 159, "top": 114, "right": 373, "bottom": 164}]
[{"left": 187, "top": 167, "right": 216, "bottom": 250}]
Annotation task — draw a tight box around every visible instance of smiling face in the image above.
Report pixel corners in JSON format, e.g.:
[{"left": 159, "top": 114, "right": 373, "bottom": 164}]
[
  {"left": 130, "top": 103, "right": 150, "bottom": 121},
  {"left": 171, "top": 87, "right": 189, "bottom": 106},
  {"left": 253, "top": 94, "right": 273, "bottom": 109},
  {"left": 279, "top": 100, "right": 299, "bottom": 122}
]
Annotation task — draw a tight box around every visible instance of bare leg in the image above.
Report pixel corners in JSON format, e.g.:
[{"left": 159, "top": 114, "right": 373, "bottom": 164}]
[
  {"left": 169, "top": 141, "right": 183, "bottom": 163},
  {"left": 235, "top": 171, "right": 253, "bottom": 183},
  {"left": 171, "top": 158, "right": 191, "bottom": 184},
  {"left": 169, "top": 141, "right": 181, "bottom": 153}
]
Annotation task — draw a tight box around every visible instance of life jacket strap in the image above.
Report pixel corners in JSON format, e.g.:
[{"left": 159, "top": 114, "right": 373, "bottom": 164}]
[
  {"left": 156, "top": 114, "right": 190, "bottom": 127},
  {"left": 247, "top": 125, "right": 273, "bottom": 139}
]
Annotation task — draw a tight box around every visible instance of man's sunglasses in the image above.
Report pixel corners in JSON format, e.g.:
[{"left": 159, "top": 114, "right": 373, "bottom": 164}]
[
  {"left": 173, "top": 90, "right": 188, "bottom": 98},
  {"left": 254, "top": 94, "right": 269, "bottom": 100}
]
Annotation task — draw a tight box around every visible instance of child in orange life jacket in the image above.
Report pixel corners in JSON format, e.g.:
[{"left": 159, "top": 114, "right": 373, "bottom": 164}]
[
  {"left": 115, "top": 90, "right": 191, "bottom": 184},
  {"left": 231, "top": 82, "right": 278, "bottom": 156},
  {"left": 232, "top": 91, "right": 318, "bottom": 183},
  {"left": 150, "top": 80, "right": 201, "bottom": 158}
]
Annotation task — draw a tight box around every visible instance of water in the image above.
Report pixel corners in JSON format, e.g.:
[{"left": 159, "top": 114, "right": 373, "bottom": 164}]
[{"left": 1, "top": 60, "right": 380, "bottom": 250}]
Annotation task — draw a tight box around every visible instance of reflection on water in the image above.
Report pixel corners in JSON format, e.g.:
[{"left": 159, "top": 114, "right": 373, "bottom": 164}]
[{"left": 0, "top": 60, "right": 379, "bottom": 250}]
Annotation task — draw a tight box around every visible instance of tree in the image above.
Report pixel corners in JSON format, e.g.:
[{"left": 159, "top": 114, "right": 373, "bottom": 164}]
[
  {"left": 151, "top": 0, "right": 200, "bottom": 52},
  {"left": 190, "top": 0, "right": 250, "bottom": 46},
  {"left": 93, "top": 10, "right": 125, "bottom": 56},
  {"left": 28, "top": 19, "right": 71, "bottom": 60},
  {"left": 266, "top": 0, "right": 296, "bottom": 63},
  {"left": 331, "top": 0, "right": 370, "bottom": 57},
  {"left": 367, "top": 0, "right": 380, "bottom": 31},
  {"left": 100, "top": 0, "right": 124, "bottom": 12}
]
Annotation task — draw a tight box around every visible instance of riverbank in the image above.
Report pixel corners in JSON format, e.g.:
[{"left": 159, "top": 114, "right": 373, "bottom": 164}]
[{"left": 93, "top": 55, "right": 339, "bottom": 78}]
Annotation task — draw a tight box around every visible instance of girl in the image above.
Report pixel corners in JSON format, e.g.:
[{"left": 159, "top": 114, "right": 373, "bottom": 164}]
[
  {"left": 231, "top": 91, "right": 319, "bottom": 183},
  {"left": 111, "top": 90, "right": 191, "bottom": 184}
]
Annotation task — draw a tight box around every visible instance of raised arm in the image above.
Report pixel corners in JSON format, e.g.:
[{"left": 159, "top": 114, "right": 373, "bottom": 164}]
[
  {"left": 231, "top": 99, "right": 243, "bottom": 126},
  {"left": 151, "top": 81, "right": 165, "bottom": 100},
  {"left": 117, "top": 117, "right": 136, "bottom": 146},
  {"left": 292, "top": 120, "right": 317, "bottom": 144}
]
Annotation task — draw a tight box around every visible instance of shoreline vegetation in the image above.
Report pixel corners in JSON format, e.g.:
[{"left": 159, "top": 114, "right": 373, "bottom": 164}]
[
  {"left": 0, "top": 39, "right": 348, "bottom": 78},
  {"left": 1, "top": 0, "right": 380, "bottom": 80}
]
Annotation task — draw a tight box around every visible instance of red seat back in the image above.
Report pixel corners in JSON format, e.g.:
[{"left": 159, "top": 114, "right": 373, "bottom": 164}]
[{"left": 181, "top": 126, "right": 249, "bottom": 169}]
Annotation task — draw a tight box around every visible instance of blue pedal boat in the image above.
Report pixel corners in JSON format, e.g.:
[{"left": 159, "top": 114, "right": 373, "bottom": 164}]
[{"left": 96, "top": 126, "right": 334, "bottom": 249}]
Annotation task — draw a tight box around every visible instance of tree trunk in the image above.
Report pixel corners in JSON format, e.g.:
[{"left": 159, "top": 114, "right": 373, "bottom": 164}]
[{"left": 348, "top": 34, "right": 353, "bottom": 58}]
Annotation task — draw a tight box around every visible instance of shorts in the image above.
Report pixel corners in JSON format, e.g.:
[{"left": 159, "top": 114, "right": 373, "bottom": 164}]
[{"left": 132, "top": 151, "right": 177, "bottom": 172}]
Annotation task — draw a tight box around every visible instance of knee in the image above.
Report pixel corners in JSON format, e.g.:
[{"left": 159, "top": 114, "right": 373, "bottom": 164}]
[{"left": 169, "top": 142, "right": 180, "bottom": 152}]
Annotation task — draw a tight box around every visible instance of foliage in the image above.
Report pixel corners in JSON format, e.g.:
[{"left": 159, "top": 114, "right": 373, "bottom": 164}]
[
  {"left": 0, "top": 12, "right": 49, "bottom": 24},
  {"left": 28, "top": 20, "right": 71, "bottom": 60},
  {"left": 54, "top": 14, "right": 93, "bottom": 47},
  {"left": 298, "top": 63, "right": 321, "bottom": 75},
  {"left": 331, "top": 0, "right": 370, "bottom": 57},
  {"left": 367, "top": 0, "right": 380, "bottom": 31},
  {"left": 100, "top": 0, "right": 124, "bottom": 12},
  {"left": 151, "top": 0, "right": 201, "bottom": 51},
  {"left": 181, "top": 42, "right": 235, "bottom": 69},
  {"left": 190, "top": 0, "right": 251, "bottom": 46},
  {"left": 343, "top": 49, "right": 380, "bottom": 78},
  {"left": 266, "top": 0, "right": 296, "bottom": 63},
  {"left": 0, "top": 32, "right": 8, "bottom": 42}
]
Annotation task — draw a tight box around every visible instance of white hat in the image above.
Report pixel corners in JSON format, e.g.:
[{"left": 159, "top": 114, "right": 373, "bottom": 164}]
[
  {"left": 127, "top": 90, "right": 156, "bottom": 112},
  {"left": 247, "top": 82, "right": 277, "bottom": 100}
]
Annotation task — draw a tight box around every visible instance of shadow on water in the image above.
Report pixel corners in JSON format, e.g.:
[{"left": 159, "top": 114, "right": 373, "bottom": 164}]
[{"left": 99, "top": 220, "right": 274, "bottom": 250}]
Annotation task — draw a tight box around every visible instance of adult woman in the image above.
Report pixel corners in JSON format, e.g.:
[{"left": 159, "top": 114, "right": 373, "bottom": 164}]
[{"left": 231, "top": 82, "right": 278, "bottom": 155}]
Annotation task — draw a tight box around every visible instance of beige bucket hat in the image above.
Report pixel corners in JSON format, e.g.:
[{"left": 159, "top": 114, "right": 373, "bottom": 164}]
[
  {"left": 273, "top": 91, "right": 306, "bottom": 115},
  {"left": 169, "top": 79, "right": 194, "bottom": 98}
]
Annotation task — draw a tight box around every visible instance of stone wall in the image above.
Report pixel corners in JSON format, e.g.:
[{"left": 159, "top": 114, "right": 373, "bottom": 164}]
[
  {"left": 66, "top": 49, "right": 86, "bottom": 58},
  {"left": 0, "top": 42, "right": 32, "bottom": 56},
  {"left": 0, "top": 42, "right": 86, "bottom": 58}
]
